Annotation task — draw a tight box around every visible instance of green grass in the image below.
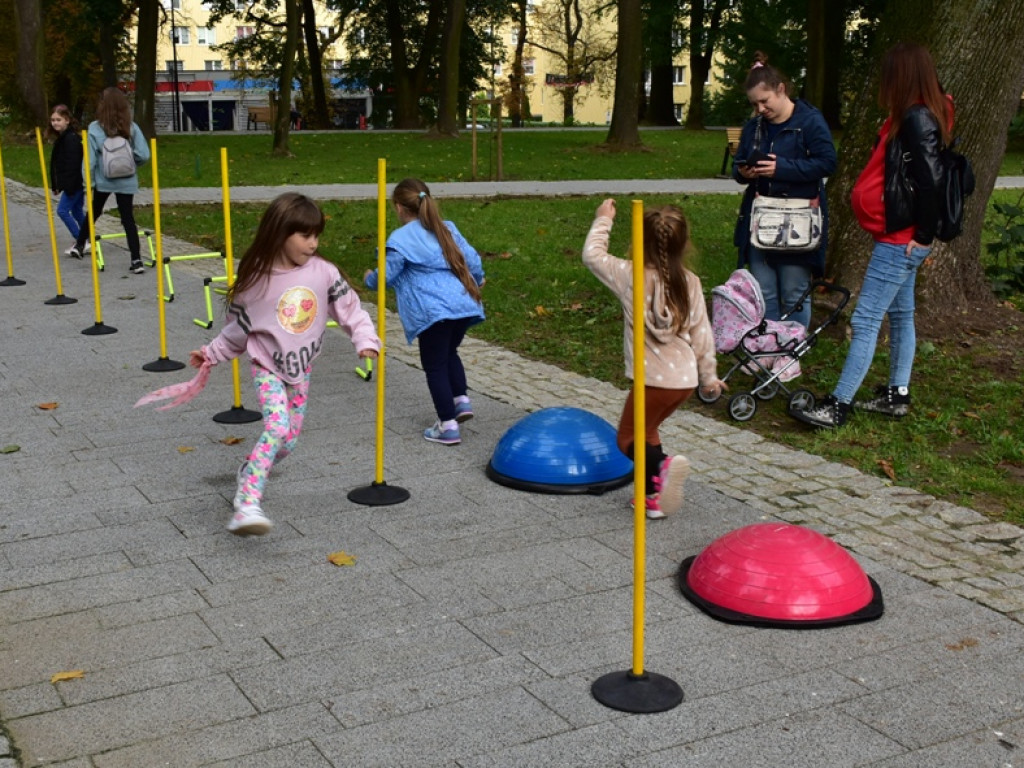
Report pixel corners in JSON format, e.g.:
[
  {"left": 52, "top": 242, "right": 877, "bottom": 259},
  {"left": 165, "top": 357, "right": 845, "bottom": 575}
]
[{"left": 136, "top": 190, "right": 1024, "bottom": 523}]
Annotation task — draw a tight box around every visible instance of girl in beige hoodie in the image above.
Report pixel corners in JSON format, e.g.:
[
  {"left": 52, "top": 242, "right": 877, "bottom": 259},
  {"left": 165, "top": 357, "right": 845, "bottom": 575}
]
[{"left": 583, "top": 199, "right": 725, "bottom": 519}]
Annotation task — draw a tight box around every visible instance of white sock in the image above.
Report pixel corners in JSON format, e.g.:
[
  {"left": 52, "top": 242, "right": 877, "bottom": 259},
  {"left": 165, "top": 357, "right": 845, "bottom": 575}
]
[
  {"left": 454, "top": 395, "right": 470, "bottom": 404},
  {"left": 441, "top": 419, "right": 458, "bottom": 431}
]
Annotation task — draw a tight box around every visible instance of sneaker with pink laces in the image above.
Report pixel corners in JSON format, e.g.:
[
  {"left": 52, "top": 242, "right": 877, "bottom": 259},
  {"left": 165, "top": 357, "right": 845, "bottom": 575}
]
[{"left": 655, "top": 455, "right": 691, "bottom": 517}]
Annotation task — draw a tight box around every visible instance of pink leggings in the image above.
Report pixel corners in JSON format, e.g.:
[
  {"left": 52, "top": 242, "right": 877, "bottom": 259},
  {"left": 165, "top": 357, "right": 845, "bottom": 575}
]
[{"left": 236, "top": 362, "right": 310, "bottom": 506}]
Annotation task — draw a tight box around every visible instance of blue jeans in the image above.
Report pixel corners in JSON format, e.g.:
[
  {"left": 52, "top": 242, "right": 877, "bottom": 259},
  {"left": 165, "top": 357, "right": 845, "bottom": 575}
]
[
  {"left": 747, "top": 246, "right": 812, "bottom": 327},
  {"left": 833, "top": 241, "right": 931, "bottom": 404},
  {"left": 56, "top": 189, "right": 85, "bottom": 239},
  {"left": 418, "top": 317, "right": 473, "bottom": 422}
]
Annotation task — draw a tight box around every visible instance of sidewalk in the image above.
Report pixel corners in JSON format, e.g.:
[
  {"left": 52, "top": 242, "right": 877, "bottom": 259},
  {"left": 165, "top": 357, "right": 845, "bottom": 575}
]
[{"left": 2, "top": 182, "right": 1024, "bottom": 766}]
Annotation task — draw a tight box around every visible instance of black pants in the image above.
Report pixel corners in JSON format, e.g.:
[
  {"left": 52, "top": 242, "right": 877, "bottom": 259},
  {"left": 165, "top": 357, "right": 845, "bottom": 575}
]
[
  {"left": 418, "top": 317, "right": 473, "bottom": 422},
  {"left": 76, "top": 191, "right": 141, "bottom": 261}
]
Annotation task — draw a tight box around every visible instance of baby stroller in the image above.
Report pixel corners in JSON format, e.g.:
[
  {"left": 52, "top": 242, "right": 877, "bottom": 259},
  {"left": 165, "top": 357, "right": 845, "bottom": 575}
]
[{"left": 698, "top": 268, "right": 850, "bottom": 421}]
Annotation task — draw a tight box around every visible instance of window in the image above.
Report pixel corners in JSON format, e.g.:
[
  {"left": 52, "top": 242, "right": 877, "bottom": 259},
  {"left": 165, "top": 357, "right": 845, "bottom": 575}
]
[
  {"left": 205, "top": 60, "right": 223, "bottom": 71},
  {"left": 523, "top": 58, "right": 535, "bottom": 75},
  {"left": 327, "top": 59, "right": 344, "bottom": 71},
  {"left": 172, "top": 26, "right": 190, "bottom": 45},
  {"left": 510, "top": 30, "right": 518, "bottom": 46},
  {"left": 234, "top": 0, "right": 247, "bottom": 9},
  {"left": 318, "top": 26, "right": 332, "bottom": 39},
  {"left": 166, "top": 60, "right": 184, "bottom": 72},
  {"left": 197, "top": 27, "right": 215, "bottom": 45},
  {"left": 673, "top": 66, "right": 685, "bottom": 85},
  {"left": 236, "top": 26, "right": 254, "bottom": 39},
  {"left": 493, "top": 63, "right": 502, "bottom": 77},
  {"left": 164, "top": 0, "right": 181, "bottom": 9},
  {"left": 674, "top": 103, "right": 683, "bottom": 121},
  {"left": 672, "top": 29, "right": 683, "bottom": 49}
]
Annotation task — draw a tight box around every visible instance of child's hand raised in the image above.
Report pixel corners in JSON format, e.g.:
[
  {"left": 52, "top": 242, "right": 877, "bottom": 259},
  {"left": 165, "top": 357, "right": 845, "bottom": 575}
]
[{"left": 596, "top": 199, "right": 616, "bottom": 220}]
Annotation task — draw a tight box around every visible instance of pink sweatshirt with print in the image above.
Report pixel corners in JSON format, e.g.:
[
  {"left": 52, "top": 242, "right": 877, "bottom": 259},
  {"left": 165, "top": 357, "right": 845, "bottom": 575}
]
[{"left": 203, "top": 257, "right": 380, "bottom": 384}]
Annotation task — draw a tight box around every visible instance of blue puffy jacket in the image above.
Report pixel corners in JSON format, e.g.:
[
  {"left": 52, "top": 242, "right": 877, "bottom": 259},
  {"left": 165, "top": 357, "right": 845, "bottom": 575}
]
[{"left": 364, "top": 219, "right": 485, "bottom": 344}]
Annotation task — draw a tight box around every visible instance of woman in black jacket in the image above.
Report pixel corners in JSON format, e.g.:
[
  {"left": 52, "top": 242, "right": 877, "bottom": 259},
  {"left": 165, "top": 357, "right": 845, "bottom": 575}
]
[
  {"left": 47, "top": 105, "right": 87, "bottom": 257},
  {"left": 733, "top": 52, "right": 837, "bottom": 328},
  {"left": 792, "top": 42, "right": 950, "bottom": 430}
]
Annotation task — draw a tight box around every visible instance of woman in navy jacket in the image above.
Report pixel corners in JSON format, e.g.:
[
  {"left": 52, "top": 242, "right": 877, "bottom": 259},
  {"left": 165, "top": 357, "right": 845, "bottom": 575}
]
[{"left": 732, "top": 53, "right": 837, "bottom": 328}]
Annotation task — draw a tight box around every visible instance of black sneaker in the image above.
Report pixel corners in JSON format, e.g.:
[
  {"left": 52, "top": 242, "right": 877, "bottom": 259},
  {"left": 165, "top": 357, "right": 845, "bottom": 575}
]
[
  {"left": 67, "top": 245, "right": 83, "bottom": 259},
  {"left": 129, "top": 260, "right": 144, "bottom": 274},
  {"left": 790, "top": 394, "right": 851, "bottom": 430},
  {"left": 856, "top": 385, "right": 910, "bottom": 418}
]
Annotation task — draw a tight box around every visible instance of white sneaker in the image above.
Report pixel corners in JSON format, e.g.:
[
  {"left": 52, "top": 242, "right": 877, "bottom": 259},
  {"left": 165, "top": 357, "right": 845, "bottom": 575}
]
[
  {"left": 83, "top": 242, "right": 92, "bottom": 255},
  {"left": 228, "top": 502, "right": 272, "bottom": 536},
  {"left": 655, "top": 455, "right": 691, "bottom": 517}
]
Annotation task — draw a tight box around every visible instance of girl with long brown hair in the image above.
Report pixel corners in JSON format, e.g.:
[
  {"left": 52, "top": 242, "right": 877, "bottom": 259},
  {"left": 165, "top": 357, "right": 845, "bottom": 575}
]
[
  {"left": 364, "top": 178, "right": 485, "bottom": 446},
  {"left": 583, "top": 199, "right": 725, "bottom": 519},
  {"left": 71, "top": 87, "right": 151, "bottom": 270},
  {"left": 793, "top": 42, "right": 951, "bottom": 430}
]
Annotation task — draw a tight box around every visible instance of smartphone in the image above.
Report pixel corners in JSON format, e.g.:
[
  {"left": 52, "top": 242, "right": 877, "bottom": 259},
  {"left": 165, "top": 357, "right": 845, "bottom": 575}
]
[{"left": 744, "top": 149, "right": 771, "bottom": 167}]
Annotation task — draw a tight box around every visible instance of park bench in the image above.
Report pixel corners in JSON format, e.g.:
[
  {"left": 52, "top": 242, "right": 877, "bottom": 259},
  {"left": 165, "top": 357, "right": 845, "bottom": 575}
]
[
  {"left": 246, "top": 104, "right": 275, "bottom": 130},
  {"left": 719, "top": 126, "right": 743, "bottom": 176}
]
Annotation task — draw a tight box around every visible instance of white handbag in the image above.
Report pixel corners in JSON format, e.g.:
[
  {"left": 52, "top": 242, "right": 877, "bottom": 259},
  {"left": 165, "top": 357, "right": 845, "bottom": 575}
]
[{"left": 750, "top": 195, "right": 823, "bottom": 253}]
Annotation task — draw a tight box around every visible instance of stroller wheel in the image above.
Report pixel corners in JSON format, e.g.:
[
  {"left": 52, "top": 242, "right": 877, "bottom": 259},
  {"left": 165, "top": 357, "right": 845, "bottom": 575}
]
[
  {"left": 754, "top": 379, "right": 779, "bottom": 400},
  {"left": 728, "top": 392, "right": 757, "bottom": 422},
  {"left": 788, "top": 388, "right": 816, "bottom": 413},
  {"left": 698, "top": 386, "right": 723, "bottom": 405}
]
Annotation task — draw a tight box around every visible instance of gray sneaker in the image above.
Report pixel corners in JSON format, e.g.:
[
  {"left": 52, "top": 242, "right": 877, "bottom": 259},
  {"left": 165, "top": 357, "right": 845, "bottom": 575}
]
[
  {"left": 129, "top": 260, "right": 145, "bottom": 274},
  {"left": 856, "top": 385, "right": 910, "bottom": 418}
]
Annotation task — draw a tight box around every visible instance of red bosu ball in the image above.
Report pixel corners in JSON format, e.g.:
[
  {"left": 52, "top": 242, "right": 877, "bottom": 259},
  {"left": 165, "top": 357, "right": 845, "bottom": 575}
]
[{"left": 678, "top": 522, "right": 883, "bottom": 628}]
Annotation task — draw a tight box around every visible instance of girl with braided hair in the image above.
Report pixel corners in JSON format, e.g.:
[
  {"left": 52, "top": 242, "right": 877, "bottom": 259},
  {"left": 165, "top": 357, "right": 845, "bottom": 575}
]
[
  {"left": 583, "top": 199, "right": 725, "bottom": 519},
  {"left": 365, "top": 178, "right": 485, "bottom": 445}
]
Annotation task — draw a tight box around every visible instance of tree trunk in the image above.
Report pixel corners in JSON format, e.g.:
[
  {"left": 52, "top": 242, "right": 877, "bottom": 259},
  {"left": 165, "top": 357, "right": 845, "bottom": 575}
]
[
  {"left": 827, "top": 0, "right": 1024, "bottom": 327},
  {"left": 384, "top": 0, "right": 443, "bottom": 129},
  {"left": 135, "top": 0, "right": 160, "bottom": 138},
  {"left": 273, "top": 0, "right": 301, "bottom": 155},
  {"left": 435, "top": 0, "right": 467, "bottom": 136},
  {"left": 645, "top": 0, "right": 678, "bottom": 126},
  {"left": 606, "top": 0, "right": 642, "bottom": 146},
  {"left": 820, "top": 0, "right": 845, "bottom": 127},
  {"left": 683, "top": 0, "right": 725, "bottom": 130},
  {"left": 508, "top": 0, "right": 528, "bottom": 127},
  {"left": 301, "top": 0, "right": 330, "bottom": 129},
  {"left": 12, "top": 0, "right": 46, "bottom": 129},
  {"left": 804, "top": 0, "right": 825, "bottom": 107}
]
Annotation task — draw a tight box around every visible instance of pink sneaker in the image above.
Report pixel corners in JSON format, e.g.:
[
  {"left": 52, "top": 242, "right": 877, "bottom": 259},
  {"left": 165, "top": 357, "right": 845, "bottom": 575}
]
[
  {"left": 655, "top": 455, "right": 691, "bottom": 517},
  {"left": 631, "top": 494, "right": 665, "bottom": 520}
]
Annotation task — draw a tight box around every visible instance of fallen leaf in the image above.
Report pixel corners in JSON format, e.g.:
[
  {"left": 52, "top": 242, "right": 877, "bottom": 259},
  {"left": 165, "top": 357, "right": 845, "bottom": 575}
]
[
  {"left": 1, "top": 445, "right": 20, "bottom": 454},
  {"left": 569, "top": 302, "right": 583, "bottom": 311},
  {"left": 177, "top": 446, "right": 195, "bottom": 454},
  {"left": 963, "top": 411, "right": 981, "bottom": 420},
  {"left": 51, "top": 670, "right": 85, "bottom": 683},
  {"left": 876, "top": 458, "right": 896, "bottom": 481},
  {"left": 220, "top": 436, "right": 243, "bottom": 445},
  {"left": 327, "top": 551, "right": 357, "bottom": 567},
  {"left": 534, "top": 305, "right": 549, "bottom": 316},
  {"left": 36, "top": 402, "right": 59, "bottom": 410}
]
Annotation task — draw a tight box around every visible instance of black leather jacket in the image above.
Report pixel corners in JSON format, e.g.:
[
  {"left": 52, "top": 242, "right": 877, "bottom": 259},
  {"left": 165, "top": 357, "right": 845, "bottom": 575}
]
[{"left": 883, "top": 104, "right": 944, "bottom": 245}]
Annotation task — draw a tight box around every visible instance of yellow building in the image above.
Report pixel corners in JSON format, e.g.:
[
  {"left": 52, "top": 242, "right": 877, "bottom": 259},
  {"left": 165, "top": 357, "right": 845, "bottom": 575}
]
[{"left": 147, "top": 0, "right": 718, "bottom": 130}]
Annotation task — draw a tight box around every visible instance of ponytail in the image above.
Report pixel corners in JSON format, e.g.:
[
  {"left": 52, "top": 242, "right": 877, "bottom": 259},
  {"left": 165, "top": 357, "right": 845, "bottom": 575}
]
[{"left": 393, "top": 178, "right": 482, "bottom": 303}]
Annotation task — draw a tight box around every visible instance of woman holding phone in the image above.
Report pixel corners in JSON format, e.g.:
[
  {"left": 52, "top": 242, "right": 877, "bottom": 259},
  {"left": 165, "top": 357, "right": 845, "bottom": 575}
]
[{"left": 732, "top": 52, "right": 837, "bottom": 328}]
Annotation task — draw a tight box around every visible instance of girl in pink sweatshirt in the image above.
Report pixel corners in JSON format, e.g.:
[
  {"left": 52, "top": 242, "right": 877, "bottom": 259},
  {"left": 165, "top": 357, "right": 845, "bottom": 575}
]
[
  {"left": 192, "top": 193, "right": 380, "bottom": 535},
  {"left": 583, "top": 199, "right": 725, "bottom": 519}
]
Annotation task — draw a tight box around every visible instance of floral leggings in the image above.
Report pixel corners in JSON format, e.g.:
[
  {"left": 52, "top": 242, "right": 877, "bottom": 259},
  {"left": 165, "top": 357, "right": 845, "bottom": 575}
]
[{"left": 236, "top": 362, "right": 310, "bottom": 506}]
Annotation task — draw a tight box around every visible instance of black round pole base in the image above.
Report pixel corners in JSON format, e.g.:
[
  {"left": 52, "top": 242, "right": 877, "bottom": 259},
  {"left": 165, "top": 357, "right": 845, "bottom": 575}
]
[
  {"left": 45, "top": 294, "right": 77, "bottom": 305},
  {"left": 143, "top": 357, "right": 186, "bottom": 372},
  {"left": 592, "top": 670, "right": 683, "bottom": 714},
  {"left": 213, "top": 405, "right": 262, "bottom": 424},
  {"left": 1, "top": 276, "right": 26, "bottom": 286},
  {"left": 82, "top": 322, "right": 118, "bottom": 336},
  {"left": 348, "top": 481, "right": 410, "bottom": 506}
]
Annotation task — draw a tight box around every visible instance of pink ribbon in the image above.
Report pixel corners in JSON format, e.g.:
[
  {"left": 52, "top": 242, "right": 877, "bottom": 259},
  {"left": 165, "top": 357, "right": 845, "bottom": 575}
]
[{"left": 134, "top": 360, "right": 212, "bottom": 411}]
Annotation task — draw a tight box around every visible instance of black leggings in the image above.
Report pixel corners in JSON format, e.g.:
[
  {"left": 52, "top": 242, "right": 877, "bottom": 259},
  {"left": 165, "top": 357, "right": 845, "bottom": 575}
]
[
  {"left": 418, "top": 317, "right": 473, "bottom": 422},
  {"left": 76, "top": 191, "right": 140, "bottom": 261}
]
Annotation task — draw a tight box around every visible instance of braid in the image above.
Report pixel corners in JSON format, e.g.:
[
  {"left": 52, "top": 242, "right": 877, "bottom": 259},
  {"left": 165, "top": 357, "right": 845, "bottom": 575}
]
[{"left": 644, "top": 207, "right": 692, "bottom": 335}]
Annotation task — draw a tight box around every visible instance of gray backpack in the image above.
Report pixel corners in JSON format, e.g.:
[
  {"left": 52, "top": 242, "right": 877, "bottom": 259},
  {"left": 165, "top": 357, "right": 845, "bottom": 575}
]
[{"left": 101, "top": 135, "right": 136, "bottom": 179}]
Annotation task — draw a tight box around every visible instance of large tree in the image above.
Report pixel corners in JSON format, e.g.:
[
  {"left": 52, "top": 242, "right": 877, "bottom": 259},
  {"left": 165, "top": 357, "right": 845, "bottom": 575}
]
[
  {"left": 606, "top": 0, "right": 642, "bottom": 146},
  {"left": 12, "top": 0, "right": 47, "bottom": 128},
  {"left": 434, "top": 0, "right": 468, "bottom": 135},
  {"left": 643, "top": 0, "right": 680, "bottom": 126},
  {"left": 134, "top": 0, "right": 160, "bottom": 138},
  {"left": 682, "top": 0, "right": 728, "bottom": 129},
  {"left": 826, "top": 0, "right": 1024, "bottom": 323}
]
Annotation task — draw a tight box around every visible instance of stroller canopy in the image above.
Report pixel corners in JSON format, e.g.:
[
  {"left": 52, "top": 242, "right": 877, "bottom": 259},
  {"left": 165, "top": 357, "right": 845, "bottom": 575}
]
[{"left": 711, "top": 269, "right": 805, "bottom": 355}]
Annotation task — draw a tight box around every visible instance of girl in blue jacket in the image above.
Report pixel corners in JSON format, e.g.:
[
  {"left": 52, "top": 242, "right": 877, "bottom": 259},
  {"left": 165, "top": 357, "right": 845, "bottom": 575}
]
[{"left": 365, "top": 178, "right": 485, "bottom": 445}]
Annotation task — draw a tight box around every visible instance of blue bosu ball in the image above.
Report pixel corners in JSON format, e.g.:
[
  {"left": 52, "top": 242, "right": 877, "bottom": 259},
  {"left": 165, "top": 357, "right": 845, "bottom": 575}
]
[{"left": 486, "top": 407, "right": 633, "bottom": 494}]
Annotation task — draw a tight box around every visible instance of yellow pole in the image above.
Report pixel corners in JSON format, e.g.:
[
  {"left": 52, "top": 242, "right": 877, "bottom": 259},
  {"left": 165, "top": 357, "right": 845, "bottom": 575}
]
[
  {"left": 35, "top": 127, "right": 69, "bottom": 300},
  {"left": 221, "top": 148, "right": 246, "bottom": 409},
  {"left": 152, "top": 139, "right": 169, "bottom": 356},
  {"left": 0, "top": 140, "right": 24, "bottom": 285},
  {"left": 374, "top": 157, "right": 387, "bottom": 484},
  {"left": 630, "top": 199, "right": 647, "bottom": 677}
]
